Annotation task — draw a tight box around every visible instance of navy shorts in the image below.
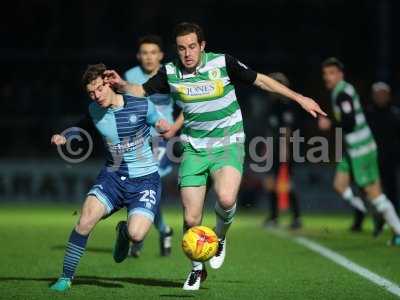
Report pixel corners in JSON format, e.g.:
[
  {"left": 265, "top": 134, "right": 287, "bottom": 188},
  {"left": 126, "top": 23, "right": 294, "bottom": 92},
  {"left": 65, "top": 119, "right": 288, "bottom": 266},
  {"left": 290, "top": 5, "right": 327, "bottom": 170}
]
[
  {"left": 152, "top": 137, "right": 173, "bottom": 178},
  {"left": 87, "top": 168, "right": 161, "bottom": 222}
]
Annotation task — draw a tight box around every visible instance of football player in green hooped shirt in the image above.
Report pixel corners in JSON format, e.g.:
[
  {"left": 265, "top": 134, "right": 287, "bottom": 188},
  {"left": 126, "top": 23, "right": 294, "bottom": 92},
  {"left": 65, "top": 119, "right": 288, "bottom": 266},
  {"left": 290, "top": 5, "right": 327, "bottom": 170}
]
[
  {"left": 104, "top": 22, "right": 326, "bottom": 291},
  {"left": 319, "top": 57, "right": 400, "bottom": 246}
]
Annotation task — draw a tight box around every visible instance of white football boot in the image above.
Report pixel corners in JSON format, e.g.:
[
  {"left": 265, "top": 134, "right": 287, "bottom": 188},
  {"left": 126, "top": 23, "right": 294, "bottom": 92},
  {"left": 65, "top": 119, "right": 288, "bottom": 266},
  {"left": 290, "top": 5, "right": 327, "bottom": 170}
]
[
  {"left": 209, "top": 237, "right": 226, "bottom": 269},
  {"left": 182, "top": 265, "right": 207, "bottom": 291}
]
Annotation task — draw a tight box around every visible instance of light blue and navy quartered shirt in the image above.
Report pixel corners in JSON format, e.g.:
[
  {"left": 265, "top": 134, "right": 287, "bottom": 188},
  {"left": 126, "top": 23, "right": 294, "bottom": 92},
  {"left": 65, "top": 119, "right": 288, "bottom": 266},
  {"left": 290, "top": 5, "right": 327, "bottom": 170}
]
[
  {"left": 72, "top": 94, "right": 163, "bottom": 178},
  {"left": 125, "top": 66, "right": 174, "bottom": 135}
]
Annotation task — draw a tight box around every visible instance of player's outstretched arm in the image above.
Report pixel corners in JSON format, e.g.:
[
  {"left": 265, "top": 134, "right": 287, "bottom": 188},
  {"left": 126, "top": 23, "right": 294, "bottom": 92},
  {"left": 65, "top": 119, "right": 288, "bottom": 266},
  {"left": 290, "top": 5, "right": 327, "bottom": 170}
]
[
  {"left": 254, "top": 73, "right": 327, "bottom": 118},
  {"left": 103, "top": 70, "right": 146, "bottom": 97},
  {"left": 50, "top": 115, "right": 96, "bottom": 146},
  {"left": 51, "top": 134, "right": 67, "bottom": 146}
]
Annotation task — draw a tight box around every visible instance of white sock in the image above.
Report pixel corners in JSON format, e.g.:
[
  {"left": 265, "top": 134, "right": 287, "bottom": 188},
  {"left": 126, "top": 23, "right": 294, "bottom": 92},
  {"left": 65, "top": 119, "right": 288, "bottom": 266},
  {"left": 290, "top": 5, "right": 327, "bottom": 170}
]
[
  {"left": 342, "top": 187, "right": 367, "bottom": 213},
  {"left": 215, "top": 202, "right": 236, "bottom": 238},
  {"left": 192, "top": 261, "right": 203, "bottom": 271},
  {"left": 372, "top": 194, "right": 400, "bottom": 235},
  {"left": 184, "top": 224, "right": 203, "bottom": 271}
]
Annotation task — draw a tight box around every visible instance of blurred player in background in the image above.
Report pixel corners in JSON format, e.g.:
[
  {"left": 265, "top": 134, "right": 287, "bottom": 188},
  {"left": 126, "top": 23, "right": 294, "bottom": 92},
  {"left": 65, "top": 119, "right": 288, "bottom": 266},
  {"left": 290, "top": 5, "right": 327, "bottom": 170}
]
[
  {"left": 49, "top": 64, "right": 171, "bottom": 292},
  {"left": 263, "top": 72, "right": 301, "bottom": 230},
  {"left": 367, "top": 82, "right": 400, "bottom": 213},
  {"left": 104, "top": 22, "right": 326, "bottom": 290},
  {"left": 319, "top": 57, "right": 400, "bottom": 245},
  {"left": 124, "top": 35, "right": 174, "bottom": 257}
]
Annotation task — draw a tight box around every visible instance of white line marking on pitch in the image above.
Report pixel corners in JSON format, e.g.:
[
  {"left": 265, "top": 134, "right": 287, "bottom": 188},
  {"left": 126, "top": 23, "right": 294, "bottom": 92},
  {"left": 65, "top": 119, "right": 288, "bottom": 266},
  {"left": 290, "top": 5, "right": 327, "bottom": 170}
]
[{"left": 268, "top": 229, "right": 400, "bottom": 298}]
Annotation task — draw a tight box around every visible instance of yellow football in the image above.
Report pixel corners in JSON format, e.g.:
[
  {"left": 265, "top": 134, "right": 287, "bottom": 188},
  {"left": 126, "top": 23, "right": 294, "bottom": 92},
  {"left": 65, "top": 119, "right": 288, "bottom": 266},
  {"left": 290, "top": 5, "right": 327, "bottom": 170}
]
[{"left": 182, "top": 226, "right": 219, "bottom": 262}]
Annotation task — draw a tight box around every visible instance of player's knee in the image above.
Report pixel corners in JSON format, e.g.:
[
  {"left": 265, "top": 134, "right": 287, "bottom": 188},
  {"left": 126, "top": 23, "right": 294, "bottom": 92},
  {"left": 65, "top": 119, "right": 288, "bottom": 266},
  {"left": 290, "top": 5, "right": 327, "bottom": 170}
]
[
  {"left": 364, "top": 182, "right": 381, "bottom": 199},
  {"left": 333, "top": 181, "right": 345, "bottom": 195},
  {"left": 129, "top": 233, "right": 144, "bottom": 243},
  {"left": 217, "top": 192, "right": 236, "bottom": 209},
  {"left": 128, "top": 228, "right": 145, "bottom": 243},
  {"left": 184, "top": 214, "right": 202, "bottom": 228},
  {"left": 76, "top": 216, "right": 97, "bottom": 235}
]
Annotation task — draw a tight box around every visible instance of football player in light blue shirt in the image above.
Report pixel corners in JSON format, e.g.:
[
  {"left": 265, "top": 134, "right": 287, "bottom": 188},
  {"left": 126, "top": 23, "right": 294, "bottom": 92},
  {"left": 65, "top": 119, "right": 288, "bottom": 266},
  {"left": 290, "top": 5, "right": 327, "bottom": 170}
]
[
  {"left": 50, "top": 63, "right": 171, "bottom": 292},
  {"left": 125, "top": 35, "right": 174, "bottom": 257}
]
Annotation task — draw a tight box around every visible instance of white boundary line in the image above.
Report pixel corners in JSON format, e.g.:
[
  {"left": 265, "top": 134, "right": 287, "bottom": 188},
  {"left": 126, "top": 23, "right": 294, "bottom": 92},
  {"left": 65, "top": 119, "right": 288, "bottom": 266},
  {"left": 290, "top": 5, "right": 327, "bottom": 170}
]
[{"left": 268, "top": 229, "right": 400, "bottom": 298}]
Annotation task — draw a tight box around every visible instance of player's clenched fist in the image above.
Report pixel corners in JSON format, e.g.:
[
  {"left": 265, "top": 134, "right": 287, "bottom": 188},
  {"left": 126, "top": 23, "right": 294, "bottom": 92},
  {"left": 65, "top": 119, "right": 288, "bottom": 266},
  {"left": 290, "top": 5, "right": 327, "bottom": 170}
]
[
  {"left": 155, "top": 119, "right": 171, "bottom": 134},
  {"left": 161, "top": 124, "right": 179, "bottom": 139},
  {"left": 51, "top": 134, "right": 67, "bottom": 145}
]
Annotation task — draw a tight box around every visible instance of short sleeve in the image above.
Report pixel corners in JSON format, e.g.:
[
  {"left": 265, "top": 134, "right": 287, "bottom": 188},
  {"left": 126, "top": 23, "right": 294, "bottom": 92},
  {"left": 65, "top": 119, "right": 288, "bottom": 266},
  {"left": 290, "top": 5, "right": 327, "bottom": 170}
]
[
  {"left": 337, "top": 92, "right": 354, "bottom": 115},
  {"left": 336, "top": 92, "right": 356, "bottom": 133},
  {"left": 225, "top": 54, "right": 257, "bottom": 85},
  {"left": 146, "top": 100, "right": 164, "bottom": 126},
  {"left": 143, "top": 66, "right": 170, "bottom": 95}
]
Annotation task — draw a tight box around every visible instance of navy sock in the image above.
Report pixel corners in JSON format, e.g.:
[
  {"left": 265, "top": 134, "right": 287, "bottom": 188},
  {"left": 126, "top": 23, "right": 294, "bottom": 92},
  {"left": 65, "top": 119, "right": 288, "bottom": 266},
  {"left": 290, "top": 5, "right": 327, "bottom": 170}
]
[
  {"left": 154, "top": 208, "right": 167, "bottom": 234},
  {"left": 62, "top": 229, "right": 89, "bottom": 279}
]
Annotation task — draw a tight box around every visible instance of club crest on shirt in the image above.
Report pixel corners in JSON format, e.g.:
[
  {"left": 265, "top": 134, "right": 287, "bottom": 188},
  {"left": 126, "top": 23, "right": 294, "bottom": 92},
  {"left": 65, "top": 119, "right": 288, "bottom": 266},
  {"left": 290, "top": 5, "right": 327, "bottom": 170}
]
[
  {"left": 129, "top": 114, "right": 138, "bottom": 124},
  {"left": 208, "top": 68, "right": 221, "bottom": 80}
]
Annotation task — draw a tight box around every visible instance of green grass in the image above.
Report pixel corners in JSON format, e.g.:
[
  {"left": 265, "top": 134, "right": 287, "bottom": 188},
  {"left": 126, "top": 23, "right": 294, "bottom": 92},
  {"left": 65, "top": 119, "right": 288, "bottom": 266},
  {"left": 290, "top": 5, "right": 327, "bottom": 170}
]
[{"left": 0, "top": 204, "right": 399, "bottom": 299}]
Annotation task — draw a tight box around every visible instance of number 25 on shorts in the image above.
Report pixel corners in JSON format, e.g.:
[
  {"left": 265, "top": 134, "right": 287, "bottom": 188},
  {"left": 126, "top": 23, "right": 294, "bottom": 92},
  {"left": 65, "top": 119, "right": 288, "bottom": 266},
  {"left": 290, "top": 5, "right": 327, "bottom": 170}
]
[{"left": 139, "top": 190, "right": 157, "bottom": 206}]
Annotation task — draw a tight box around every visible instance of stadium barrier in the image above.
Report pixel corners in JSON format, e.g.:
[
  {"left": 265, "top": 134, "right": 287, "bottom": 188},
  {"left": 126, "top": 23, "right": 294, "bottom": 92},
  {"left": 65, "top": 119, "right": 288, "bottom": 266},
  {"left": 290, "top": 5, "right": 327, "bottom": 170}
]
[{"left": 0, "top": 159, "right": 361, "bottom": 212}]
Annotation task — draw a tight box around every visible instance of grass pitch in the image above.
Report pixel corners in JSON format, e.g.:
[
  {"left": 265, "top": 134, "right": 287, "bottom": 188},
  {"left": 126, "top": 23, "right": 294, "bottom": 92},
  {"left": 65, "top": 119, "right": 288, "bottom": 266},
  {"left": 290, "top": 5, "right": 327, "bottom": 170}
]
[{"left": 0, "top": 204, "right": 399, "bottom": 299}]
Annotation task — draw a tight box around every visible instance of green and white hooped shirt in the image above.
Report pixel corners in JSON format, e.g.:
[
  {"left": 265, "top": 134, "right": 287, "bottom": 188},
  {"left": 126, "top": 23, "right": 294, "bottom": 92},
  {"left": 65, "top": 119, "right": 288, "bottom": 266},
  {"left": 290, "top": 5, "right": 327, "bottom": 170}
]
[
  {"left": 143, "top": 52, "right": 257, "bottom": 150},
  {"left": 331, "top": 80, "right": 377, "bottom": 159}
]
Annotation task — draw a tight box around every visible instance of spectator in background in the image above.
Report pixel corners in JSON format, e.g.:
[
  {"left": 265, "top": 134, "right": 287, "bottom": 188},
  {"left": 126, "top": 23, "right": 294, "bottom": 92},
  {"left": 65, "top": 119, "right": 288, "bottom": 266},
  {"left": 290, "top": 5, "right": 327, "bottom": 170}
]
[
  {"left": 367, "top": 82, "right": 400, "bottom": 212},
  {"left": 262, "top": 72, "right": 302, "bottom": 230}
]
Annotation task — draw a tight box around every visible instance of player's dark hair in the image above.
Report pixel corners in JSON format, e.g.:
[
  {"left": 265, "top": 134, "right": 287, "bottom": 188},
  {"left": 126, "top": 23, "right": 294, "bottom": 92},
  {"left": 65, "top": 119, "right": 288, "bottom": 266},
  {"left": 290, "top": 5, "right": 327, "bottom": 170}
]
[
  {"left": 173, "top": 22, "right": 205, "bottom": 44},
  {"left": 82, "top": 63, "right": 107, "bottom": 87},
  {"left": 137, "top": 35, "right": 163, "bottom": 51},
  {"left": 321, "top": 57, "right": 344, "bottom": 71}
]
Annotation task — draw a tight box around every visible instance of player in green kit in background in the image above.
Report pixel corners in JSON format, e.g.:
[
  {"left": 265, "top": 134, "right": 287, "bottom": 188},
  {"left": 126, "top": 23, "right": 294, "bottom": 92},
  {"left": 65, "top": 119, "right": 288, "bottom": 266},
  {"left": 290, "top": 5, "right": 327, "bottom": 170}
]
[
  {"left": 104, "top": 22, "right": 326, "bottom": 291},
  {"left": 124, "top": 35, "right": 173, "bottom": 257},
  {"left": 319, "top": 57, "right": 400, "bottom": 245}
]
